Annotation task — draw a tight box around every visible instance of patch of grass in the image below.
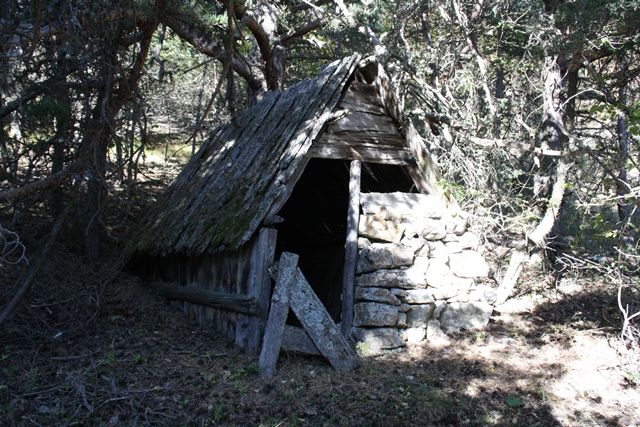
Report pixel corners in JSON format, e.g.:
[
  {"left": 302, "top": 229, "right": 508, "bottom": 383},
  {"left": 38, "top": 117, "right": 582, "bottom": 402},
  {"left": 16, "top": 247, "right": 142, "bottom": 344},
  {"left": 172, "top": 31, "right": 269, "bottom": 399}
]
[
  {"left": 416, "top": 386, "right": 459, "bottom": 410},
  {"left": 143, "top": 139, "right": 194, "bottom": 166},
  {"left": 226, "top": 362, "right": 258, "bottom": 379},
  {"left": 506, "top": 393, "right": 524, "bottom": 408},
  {"left": 132, "top": 353, "right": 147, "bottom": 364}
]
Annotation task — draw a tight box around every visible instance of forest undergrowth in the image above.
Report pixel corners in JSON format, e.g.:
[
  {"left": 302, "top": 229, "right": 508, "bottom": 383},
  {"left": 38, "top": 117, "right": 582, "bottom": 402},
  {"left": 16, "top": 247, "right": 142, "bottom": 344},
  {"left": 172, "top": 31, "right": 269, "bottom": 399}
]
[
  {"left": 2, "top": 1, "right": 640, "bottom": 424},
  {"left": 1, "top": 175, "right": 639, "bottom": 427}
]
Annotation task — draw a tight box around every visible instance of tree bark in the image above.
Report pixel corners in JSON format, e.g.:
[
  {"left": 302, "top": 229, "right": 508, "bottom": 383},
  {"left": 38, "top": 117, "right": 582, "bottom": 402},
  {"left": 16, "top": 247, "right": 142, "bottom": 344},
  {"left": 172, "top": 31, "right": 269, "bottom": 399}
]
[
  {"left": 84, "top": 18, "right": 158, "bottom": 261},
  {"left": 151, "top": 281, "right": 262, "bottom": 315},
  {"left": 496, "top": 55, "right": 573, "bottom": 304},
  {"left": 616, "top": 85, "right": 630, "bottom": 222},
  {"left": 496, "top": 160, "right": 570, "bottom": 304}
]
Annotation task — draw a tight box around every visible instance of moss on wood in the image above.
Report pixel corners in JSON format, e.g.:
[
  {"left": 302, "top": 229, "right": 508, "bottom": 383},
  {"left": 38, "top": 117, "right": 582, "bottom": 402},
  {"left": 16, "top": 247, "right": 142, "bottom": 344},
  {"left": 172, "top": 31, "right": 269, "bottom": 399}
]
[{"left": 127, "top": 55, "right": 362, "bottom": 257}]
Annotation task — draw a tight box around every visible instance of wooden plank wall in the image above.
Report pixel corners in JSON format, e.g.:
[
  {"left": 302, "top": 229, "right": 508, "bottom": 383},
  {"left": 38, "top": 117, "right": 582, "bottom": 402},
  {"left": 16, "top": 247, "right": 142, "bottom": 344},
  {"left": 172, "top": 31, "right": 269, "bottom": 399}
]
[{"left": 148, "top": 228, "right": 276, "bottom": 354}]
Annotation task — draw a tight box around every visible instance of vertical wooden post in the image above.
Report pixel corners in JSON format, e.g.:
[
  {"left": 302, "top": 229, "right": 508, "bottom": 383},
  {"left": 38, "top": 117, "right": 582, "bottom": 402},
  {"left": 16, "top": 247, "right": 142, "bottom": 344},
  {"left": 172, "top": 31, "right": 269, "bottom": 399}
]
[
  {"left": 237, "top": 228, "right": 277, "bottom": 355},
  {"left": 341, "top": 160, "right": 361, "bottom": 339}
]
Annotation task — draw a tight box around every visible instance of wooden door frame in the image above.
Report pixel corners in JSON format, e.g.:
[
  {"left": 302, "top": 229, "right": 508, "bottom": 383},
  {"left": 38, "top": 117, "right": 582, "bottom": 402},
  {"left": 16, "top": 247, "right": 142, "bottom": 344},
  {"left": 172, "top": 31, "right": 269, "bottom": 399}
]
[{"left": 340, "top": 159, "right": 361, "bottom": 338}]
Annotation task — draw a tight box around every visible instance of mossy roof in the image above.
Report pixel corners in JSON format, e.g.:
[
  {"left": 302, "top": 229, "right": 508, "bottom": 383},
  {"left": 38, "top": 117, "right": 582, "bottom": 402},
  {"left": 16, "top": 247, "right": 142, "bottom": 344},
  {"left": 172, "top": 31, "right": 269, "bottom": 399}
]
[{"left": 127, "top": 55, "right": 362, "bottom": 257}]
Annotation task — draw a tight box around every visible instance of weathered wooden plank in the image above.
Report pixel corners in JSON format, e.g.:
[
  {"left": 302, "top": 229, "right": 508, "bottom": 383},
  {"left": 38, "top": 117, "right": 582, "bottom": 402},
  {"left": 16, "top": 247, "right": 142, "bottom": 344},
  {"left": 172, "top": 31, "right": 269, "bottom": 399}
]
[
  {"left": 289, "top": 265, "right": 361, "bottom": 372},
  {"left": 151, "top": 281, "right": 261, "bottom": 315},
  {"left": 135, "top": 90, "right": 281, "bottom": 255},
  {"left": 129, "top": 55, "right": 362, "bottom": 257},
  {"left": 181, "top": 96, "right": 299, "bottom": 253},
  {"left": 281, "top": 325, "right": 321, "bottom": 355},
  {"left": 234, "top": 56, "right": 360, "bottom": 235},
  {"left": 338, "top": 101, "right": 384, "bottom": 115},
  {"left": 259, "top": 56, "right": 362, "bottom": 222},
  {"left": 348, "top": 81, "right": 379, "bottom": 94},
  {"left": 369, "top": 60, "right": 404, "bottom": 128},
  {"left": 338, "top": 84, "right": 385, "bottom": 115},
  {"left": 307, "top": 143, "right": 412, "bottom": 164},
  {"left": 259, "top": 252, "right": 299, "bottom": 379},
  {"left": 316, "top": 132, "right": 405, "bottom": 146},
  {"left": 236, "top": 228, "right": 278, "bottom": 355},
  {"left": 231, "top": 55, "right": 361, "bottom": 248},
  {"left": 326, "top": 112, "right": 401, "bottom": 136},
  {"left": 341, "top": 160, "right": 361, "bottom": 338}
]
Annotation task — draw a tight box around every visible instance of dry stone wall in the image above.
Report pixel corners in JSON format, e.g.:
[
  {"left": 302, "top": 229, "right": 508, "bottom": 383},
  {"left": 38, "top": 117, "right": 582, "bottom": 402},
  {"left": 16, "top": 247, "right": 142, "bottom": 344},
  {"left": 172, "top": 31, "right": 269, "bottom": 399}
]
[{"left": 352, "top": 192, "right": 495, "bottom": 354}]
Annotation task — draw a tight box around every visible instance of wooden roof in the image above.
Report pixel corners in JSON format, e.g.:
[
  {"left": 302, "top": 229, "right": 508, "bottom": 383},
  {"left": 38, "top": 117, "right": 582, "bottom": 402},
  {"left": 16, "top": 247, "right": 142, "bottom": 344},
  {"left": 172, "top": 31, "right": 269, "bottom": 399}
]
[{"left": 128, "top": 55, "right": 451, "bottom": 257}]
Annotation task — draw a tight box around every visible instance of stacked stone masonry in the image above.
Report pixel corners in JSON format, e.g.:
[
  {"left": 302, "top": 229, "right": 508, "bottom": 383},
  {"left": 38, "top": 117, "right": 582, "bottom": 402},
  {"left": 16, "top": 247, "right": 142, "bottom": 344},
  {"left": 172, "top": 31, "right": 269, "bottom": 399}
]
[{"left": 352, "top": 192, "right": 496, "bottom": 354}]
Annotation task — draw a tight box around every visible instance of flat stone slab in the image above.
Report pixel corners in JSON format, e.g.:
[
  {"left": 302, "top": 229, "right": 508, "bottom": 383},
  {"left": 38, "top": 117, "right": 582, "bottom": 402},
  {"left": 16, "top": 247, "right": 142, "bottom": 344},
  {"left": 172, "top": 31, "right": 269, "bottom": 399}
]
[
  {"left": 426, "top": 319, "right": 446, "bottom": 340},
  {"left": 469, "top": 285, "right": 498, "bottom": 304},
  {"left": 361, "top": 192, "right": 448, "bottom": 217},
  {"left": 427, "top": 241, "right": 449, "bottom": 260},
  {"left": 449, "top": 250, "right": 490, "bottom": 278},
  {"left": 352, "top": 327, "right": 405, "bottom": 354},
  {"left": 396, "top": 312, "right": 407, "bottom": 328},
  {"left": 439, "top": 302, "right": 493, "bottom": 333},
  {"left": 432, "top": 300, "right": 447, "bottom": 318},
  {"left": 356, "top": 243, "right": 414, "bottom": 274},
  {"left": 402, "top": 289, "right": 436, "bottom": 304},
  {"left": 355, "top": 287, "right": 401, "bottom": 306},
  {"left": 354, "top": 302, "right": 398, "bottom": 327},
  {"left": 458, "top": 232, "right": 481, "bottom": 250},
  {"left": 425, "top": 259, "right": 451, "bottom": 287},
  {"left": 403, "top": 217, "right": 447, "bottom": 241},
  {"left": 356, "top": 260, "right": 429, "bottom": 289},
  {"left": 359, "top": 215, "right": 404, "bottom": 243},
  {"left": 445, "top": 241, "right": 463, "bottom": 254},
  {"left": 444, "top": 216, "right": 468, "bottom": 235},
  {"left": 402, "top": 327, "right": 426, "bottom": 343},
  {"left": 406, "top": 304, "right": 435, "bottom": 328}
]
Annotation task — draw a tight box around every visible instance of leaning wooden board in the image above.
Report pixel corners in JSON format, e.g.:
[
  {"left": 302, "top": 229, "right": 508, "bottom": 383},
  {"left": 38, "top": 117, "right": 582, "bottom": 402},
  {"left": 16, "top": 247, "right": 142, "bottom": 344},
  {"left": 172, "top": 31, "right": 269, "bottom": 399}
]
[
  {"left": 259, "top": 252, "right": 360, "bottom": 378},
  {"left": 289, "top": 264, "right": 361, "bottom": 372}
]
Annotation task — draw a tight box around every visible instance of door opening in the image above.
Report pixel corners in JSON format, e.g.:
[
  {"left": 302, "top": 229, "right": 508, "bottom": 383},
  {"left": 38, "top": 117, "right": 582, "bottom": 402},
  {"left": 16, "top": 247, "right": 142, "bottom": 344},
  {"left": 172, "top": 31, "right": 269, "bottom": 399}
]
[{"left": 274, "top": 158, "right": 419, "bottom": 323}]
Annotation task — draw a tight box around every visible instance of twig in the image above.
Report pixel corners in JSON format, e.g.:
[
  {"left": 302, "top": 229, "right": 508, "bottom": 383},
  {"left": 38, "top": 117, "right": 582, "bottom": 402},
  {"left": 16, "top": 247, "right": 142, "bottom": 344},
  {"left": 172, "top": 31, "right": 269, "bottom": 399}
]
[
  {"left": 173, "top": 350, "right": 227, "bottom": 358},
  {"left": 617, "top": 205, "right": 640, "bottom": 343},
  {"left": 0, "top": 176, "right": 83, "bottom": 324},
  {"left": 0, "top": 223, "right": 28, "bottom": 266},
  {"left": 50, "top": 352, "right": 98, "bottom": 361}
]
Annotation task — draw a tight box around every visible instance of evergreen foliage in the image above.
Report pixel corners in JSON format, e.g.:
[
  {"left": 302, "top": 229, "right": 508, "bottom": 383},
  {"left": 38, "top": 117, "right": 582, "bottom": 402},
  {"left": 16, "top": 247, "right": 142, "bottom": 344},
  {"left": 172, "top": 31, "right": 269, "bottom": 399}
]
[{"left": 0, "top": 0, "right": 638, "bottom": 325}]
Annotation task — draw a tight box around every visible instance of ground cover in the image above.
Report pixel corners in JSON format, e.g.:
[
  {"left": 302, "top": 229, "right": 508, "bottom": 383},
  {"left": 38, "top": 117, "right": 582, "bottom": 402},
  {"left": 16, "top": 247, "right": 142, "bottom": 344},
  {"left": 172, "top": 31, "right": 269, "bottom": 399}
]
[{"left": 1, "top": 245, "right": 638, "bottom": 426}]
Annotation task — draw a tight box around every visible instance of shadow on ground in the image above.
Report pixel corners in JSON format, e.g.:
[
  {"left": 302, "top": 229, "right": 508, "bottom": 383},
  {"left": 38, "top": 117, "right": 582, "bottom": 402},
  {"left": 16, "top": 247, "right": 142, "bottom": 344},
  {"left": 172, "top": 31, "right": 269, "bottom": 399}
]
[{"left": 1, "top": 254, "right": 637, "bottom": 426}]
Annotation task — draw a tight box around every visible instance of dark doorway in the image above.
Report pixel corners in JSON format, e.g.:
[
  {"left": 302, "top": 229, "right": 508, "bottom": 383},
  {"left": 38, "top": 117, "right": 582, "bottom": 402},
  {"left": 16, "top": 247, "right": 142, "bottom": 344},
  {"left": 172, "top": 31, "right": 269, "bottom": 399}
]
[
  {"left": 275, "top": 158, "right": 419, "bottom": 322},
  {"left": 275, "top": 158, "right": 350, "bottom": 321},
  {"left": 360, "top": 162, "right": 418, "bottom": 194}
]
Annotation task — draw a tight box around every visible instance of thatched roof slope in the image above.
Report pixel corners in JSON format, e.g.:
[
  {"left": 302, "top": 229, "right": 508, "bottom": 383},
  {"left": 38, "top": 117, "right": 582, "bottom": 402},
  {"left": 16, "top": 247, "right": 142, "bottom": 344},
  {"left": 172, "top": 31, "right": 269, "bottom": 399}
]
[{"left": 129, "top": 55, "right": 362, "bottom": 257}]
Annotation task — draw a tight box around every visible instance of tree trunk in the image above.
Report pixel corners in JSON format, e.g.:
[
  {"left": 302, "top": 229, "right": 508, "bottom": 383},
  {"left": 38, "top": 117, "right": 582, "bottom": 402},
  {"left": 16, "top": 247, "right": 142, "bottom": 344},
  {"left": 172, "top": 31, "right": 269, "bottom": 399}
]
[
  {"left": 496, "top": 55, "right": 573, "bottom": 304},
  {"left": 84, "top": 19, "right": 158, "bottom": 261},
  {"left": 617, "top": 85, "right": 630, "bottom": 222},
  {"left": 84, "top": 128, "right": 109, "bottom": 262},
  {"left": 533, "top": 57, "right": 566, "bottom": 210},
  {"left": 497, "top": 160, "right": 570, "bottom": 304}
]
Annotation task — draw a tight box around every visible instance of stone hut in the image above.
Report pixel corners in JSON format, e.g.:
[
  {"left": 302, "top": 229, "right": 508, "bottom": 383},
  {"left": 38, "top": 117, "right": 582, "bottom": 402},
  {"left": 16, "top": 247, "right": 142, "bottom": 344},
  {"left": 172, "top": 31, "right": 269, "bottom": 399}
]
[{"left": 126, "top": 54, "right": 494, "bottom": 356}]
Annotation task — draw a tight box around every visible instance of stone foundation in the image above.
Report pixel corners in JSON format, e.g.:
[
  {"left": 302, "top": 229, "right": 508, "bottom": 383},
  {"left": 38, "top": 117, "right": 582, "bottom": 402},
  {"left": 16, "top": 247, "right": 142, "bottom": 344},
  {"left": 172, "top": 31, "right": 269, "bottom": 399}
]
[{"left": 352, "top": 192, "right": 495, "bottom": 354}]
